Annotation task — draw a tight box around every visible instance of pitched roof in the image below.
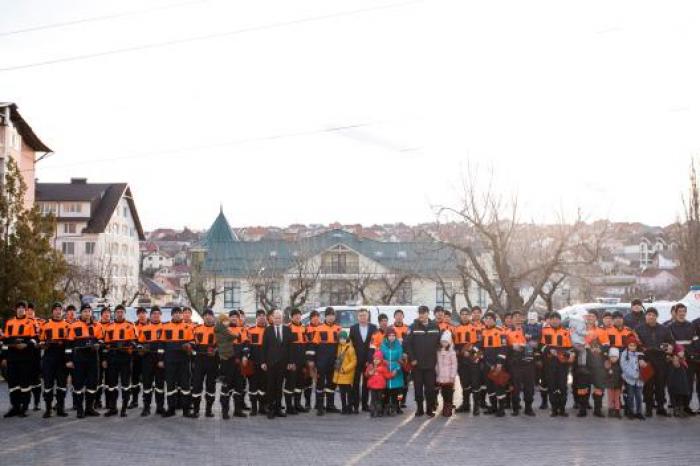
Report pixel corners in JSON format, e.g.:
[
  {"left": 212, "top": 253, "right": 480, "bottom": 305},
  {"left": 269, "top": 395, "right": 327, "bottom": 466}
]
[
  {"left": 201, "top": 212, "right": 457, "bottom": 277},
  {"left": 141, "top": 277, "right": 167, "bottom": 296},
  {"left": 36, "top": 181, "right": 145, "bottom": 240},
  {"left": 0, "top": 102, "right": 52, "bottom": 152}
]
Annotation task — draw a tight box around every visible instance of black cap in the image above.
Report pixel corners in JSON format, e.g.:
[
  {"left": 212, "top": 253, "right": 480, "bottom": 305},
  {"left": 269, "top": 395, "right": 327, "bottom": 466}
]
[
  {"left": 51, "top": 301, "right": 63, "bottom": 309},
  {"left": 80, "top": 303, "right": 92, "bottom": 311},
  {"left": 136, "top": 307, "right": 147, "bottom": 314},
  {"left": 202, "top": 308, "right": 214, "bottom": 317},
  {"left": 612, "top": 310, "right": 624, "bottom": 319},
  {"left": 66, "top": 304, "right": 76, "bottom": 312}
]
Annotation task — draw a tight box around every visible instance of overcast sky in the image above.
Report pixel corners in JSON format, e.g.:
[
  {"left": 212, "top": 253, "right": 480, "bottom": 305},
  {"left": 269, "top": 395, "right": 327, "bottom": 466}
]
[{"left": 2, "top": 0, "right": 699, "bottom": 231}]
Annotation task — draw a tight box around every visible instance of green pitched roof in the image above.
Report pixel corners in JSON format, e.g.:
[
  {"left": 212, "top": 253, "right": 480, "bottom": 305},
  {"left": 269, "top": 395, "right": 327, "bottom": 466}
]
[{"left": 201, "top": 212, "right": 458, "bottom": 277}]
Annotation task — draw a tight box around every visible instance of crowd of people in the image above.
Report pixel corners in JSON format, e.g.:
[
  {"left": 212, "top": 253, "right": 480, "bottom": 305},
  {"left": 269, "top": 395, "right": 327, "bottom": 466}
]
[{"left": 1, "top": 299, "right": 699, "bottom": 422}]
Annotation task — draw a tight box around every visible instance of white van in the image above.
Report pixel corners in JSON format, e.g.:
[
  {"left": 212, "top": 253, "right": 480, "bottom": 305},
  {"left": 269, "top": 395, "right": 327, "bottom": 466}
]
[{"left": 301, "top": 305, "right": 420, "bottom": 330}]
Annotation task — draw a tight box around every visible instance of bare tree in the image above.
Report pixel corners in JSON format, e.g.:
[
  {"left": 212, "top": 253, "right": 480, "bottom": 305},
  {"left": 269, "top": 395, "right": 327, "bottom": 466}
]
[
  {"left": 434, "top": 164, "right": 605, "bottom": 314},
  {"left": 675, "top": 159, "right": 700, "bottom": 289},
  {"left": 184, "top": 256, "right": 224, "bottom": 312},
  {"left": 286, "top": 246, "right": 322, "bottom": 314},
  {"left": 378, "top": 272, "right": 414, "bottom": 305},
  {"left": 62, "top": 253, "right": 115, "bottom": 303}
]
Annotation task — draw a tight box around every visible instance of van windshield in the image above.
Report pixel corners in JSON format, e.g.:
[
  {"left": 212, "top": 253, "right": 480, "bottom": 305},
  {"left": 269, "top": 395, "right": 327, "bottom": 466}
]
[{"left": 336, "top": 310, "right": 358, "bottom": 327}]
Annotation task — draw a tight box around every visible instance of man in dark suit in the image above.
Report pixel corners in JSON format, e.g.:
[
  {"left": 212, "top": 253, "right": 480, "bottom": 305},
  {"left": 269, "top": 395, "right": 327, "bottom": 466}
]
[
  {"left": 349, "top": 308, "right": 377, "bottom": 413},
  {"left": 262, "top": 309, "right": 293, "bottom": 419}
]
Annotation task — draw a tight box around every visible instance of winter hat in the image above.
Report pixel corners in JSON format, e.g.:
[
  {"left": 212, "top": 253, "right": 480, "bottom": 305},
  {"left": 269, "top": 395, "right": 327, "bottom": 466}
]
[
  {"left": 339, "top": 330, "right": 349, "bottom": 340},
  {"left": 608, "top": 347, "right": 620, "bottom": 358},
  {"left": 623, "top": 334, "right": 638, "bottom": 347},
  {"left": 440, "top": 330, "right": 453, "bottom": 344},
  {"left": 373, "top": 350, "right": 384, "bottom": 361},
  {"left": 385, "top": 326, "right": 397, "bottom": 337}
]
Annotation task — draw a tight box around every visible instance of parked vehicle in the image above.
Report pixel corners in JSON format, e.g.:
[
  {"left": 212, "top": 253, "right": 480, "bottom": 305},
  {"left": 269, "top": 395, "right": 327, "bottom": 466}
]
[{"left": 301, "top": 305, "right": 420, "bottom": 330}]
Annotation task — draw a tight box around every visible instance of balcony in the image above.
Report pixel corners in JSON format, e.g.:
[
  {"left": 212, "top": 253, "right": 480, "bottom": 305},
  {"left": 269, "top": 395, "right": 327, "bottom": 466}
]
[{"left": 320, "top": 264, "right": 359, "bottom": 274}]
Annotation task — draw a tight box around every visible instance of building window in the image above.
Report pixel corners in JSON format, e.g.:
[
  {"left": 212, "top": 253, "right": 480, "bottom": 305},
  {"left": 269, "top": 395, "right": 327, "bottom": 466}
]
[
  {"left": 320, "top": 280, "right": 356, "bottom": 306},
  {"left": 62, "top": 242, "right": 75, "bottom": 255},
  {"left": 123, "top": 206, "right": 128, "bottom": 218},
  {"left": 63, "top": 223, "right": 77, "bottom": 234},
  {"left": 39, "top": 202, "right": 57, "bottom": 215},
  {"left": 121, "top": 245, "right": 128, "bottom": 257},
  {"left": 224, "top": 281, "right": 241, "bottom": 309},
  {"left": 321, "top": 247, "right": 359, "bottom": 274},
  {"left": 396, "top": 281, "right": 412, "bottom": 305},
  {"left": 64, "top": 202, "right": 82, "bottom": 213},
  {"left": 255, "top": 283, "right": 281, "bottom": 309},
  {"left": 436, "top": 282, "right": 452, "bottom": 308},
  {"left": 85, "top": 242, "right": 95, "bottom": 255}
]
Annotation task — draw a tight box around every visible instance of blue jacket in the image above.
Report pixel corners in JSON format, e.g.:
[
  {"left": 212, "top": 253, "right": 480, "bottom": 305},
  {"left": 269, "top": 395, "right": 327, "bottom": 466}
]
[{"left": 380, "top": 339, "right": 404, "bottom": 389}]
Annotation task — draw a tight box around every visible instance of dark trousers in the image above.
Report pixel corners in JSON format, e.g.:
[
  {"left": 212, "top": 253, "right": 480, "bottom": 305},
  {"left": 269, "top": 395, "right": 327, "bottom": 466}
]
[
  {"left": 510, "top": 359, "right": 535, "bottom": 407},
  {"left": 546, "top": 358, "right": 569, "bottom": 411},
  {"left": 165, "top": 356, "right": 191, "bottom": 411},
  {"left": 106, "top": 351, "right": 132, "bottom": 409},
  {"left": 41, "top": 350, "right": 67, "bottom": 406},
  {"left": 351, "top": 363, "right": 370, "bottom": 409},
  {"left": 413, "top": 368, "right": 437, "bottom": 411},
  {"left": 458, "top": 360, "right": 483, "bottom": 402},
  {"left": 266, "top": 361, "right": 286, "bottom": 411},
  {"left": 141, "top": 352, "right": 164, "bottom": 409},
  {"left": 6, "top": 355, "right": 33, "bottom": 410},
  {"left": 316, "top": 363, "right": 336, "bottom": 408},
  {"left": 131, "top": 352, "right": 143, "bottom": 402},
  {"left": 73, "top": 349, "right": 99, "bottom": 410},
  {"left": 248, "top": 363, "right": 268, "bottom": 409},
  {"left": 192, "top": 354, "right": 218, "bottom": 411},
  {"left": 643, "top": 353, "right": 668, "bottom": 409},
  {"left": 339, "top": 384, "right": 352, "bottom": 410}
]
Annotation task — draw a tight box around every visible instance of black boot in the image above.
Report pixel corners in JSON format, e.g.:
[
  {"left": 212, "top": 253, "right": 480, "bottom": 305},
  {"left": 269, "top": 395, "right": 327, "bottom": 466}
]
[
  {"left": 539, "top": 392, "right": 549, "bottom": 410},
  {"left": 141, "top": 404, "right": 151, "bottom": 417},
  {"left": 294, "top": 393, "right": 307, "bottom": 413},
  {"left": 415, "top": 399, "right": 424, "bottom": 417},
  {"left": 645, "top": 404, "right": 653, "bottom": 418},
  {"left": 84, "top": 394, "right": 100, "bottom": 417},
  {"left": 456, "top": 390, "right": 470, "bottom": 413},
  {"left": 472, "top": 392, "right": 480, "bottom": 415},
  {"left": 325, "top": 393, "right": 340, "bottom": 413},
  {"left": 120, "top": 402, "right": 128, "bottom": 418},
  {"left": 250, "top": 395, "right": 258, "bottom": 416},
  {"left": 233, "top": 395, "right": 247, "bottom": 418},
  {"left": 205, "top": 399, "right": 214, "bottom": 418},
  {"left": 257, "top": 396, "right": 267, "bottom": 415},
  {"left": 56, "top": 397, "right": 68, "bottom": 417},
  {"left": 285, "top": 394, "right": 298, "bottom": 415},
  {"left": 155, "top": 391, "right": 165, "bottom": 415},
  {"left": 495, "top": 398, "right": 506, "bottom": 417},
  {"left": 120, "top": 391, "right": 130, "bottom": 417},
  {"left": 524, "top": 402, "right": 535, "bottom": 416},
  {"left": 316, "top": 392, "right": 325, "bottom": 416},
  {"left": 220, "top": 395, "right": 231, "bottom": 420},
  {"left": 43, "top": 398, "right": 53, "bottom": 418},
  {"left": 593, "top": 395, "right": 604, "bottom": 418}
]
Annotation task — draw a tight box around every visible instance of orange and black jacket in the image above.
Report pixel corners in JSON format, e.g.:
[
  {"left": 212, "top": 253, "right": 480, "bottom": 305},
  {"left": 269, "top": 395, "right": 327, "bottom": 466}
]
[
  {"left": 247, "top": 324, "right": 267, "bottom": 363},
  {"left": 540, "top": 326, "right": 573, "bottom": 358},
  {"left": 453, "top": 323, "right": 480, "bottom": 364},
  {"left": 2, "top": 316, "right": 39, "bottom": 360},
  {"left": 370, "top": 328, "right": 386, "bottom": 350},
  {"left": 287, "top": 322, "right": 307, "bottom": 364},
  {"left": 65, "top": 319, "right": 104, "bottom": 360},
  {"left": 104, "top": 320, "right": 137, "bottom": 352},
  {"left": 228, "top": 324, "right": 249, "bottom": 360},
  {"left": 308, "top": 323, "right": 341, "bottom": 368},
  {"left": 40, "top": 318, "right": 70, "bottom": 354},
  {"left": 158, "top": 321, "right": 194, "bottom": 361},
  {"left": 506, "top": 326, "right": 537, "bottom": 362},
  {"left": 605, "top": 325, "right": 635, "bottom": 349},
  {"left": 193, "top": 324, "right": 217, "bottom": 356},
  {"left": 392, "top": 323, "right": 410, "bottom": 342},
  {"left": 475, "top": 325, "right": 507, "bottom": 366},
  {"left": 137, "top": 322, "right": 162, "bottom": 353},
  {"left": 438, "top": 320, "right": 454, "bottom": 333},
  {"left": 583, "top": 325, "right": 610, "bottom": 353}
]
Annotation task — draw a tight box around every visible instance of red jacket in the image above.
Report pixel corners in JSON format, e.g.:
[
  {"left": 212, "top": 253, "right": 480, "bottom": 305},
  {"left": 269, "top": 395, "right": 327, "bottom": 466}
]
[{"left": 365, "top": 360, "right": 391, "bottom": 390}]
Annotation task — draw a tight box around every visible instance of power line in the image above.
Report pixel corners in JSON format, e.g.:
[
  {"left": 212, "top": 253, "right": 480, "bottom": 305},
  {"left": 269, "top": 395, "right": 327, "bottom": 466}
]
[
  {"left": 24, "top": 122, "right": 373, "bottom": 173},
  {"left": 0, "top": 0, "right": 423, "bottom": 73},
  {"left": 0, "top": 0, "right": 211, "bottom": 37}
]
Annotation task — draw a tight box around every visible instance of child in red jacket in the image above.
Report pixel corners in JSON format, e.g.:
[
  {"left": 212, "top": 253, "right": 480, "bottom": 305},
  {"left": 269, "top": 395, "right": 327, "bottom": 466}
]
[{"left": 365, "top": 350, "right": 392, "bottom": 418}]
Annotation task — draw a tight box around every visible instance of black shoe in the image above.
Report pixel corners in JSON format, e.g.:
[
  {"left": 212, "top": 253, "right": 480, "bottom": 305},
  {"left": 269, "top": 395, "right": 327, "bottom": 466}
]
[
  {"left": 128, "top": 399, "right": 139, "bottom": 409},
  {"left": 162, "top": 409, "right": 176, "bottom": 418},
  {"left": 361, "top": 404, "right": 369, "bottom": 412},
  {"left": 426, "top": 411, "right": 435, "bottom": 418},
  {"left": 559, "top": 410, "right": 569, "bottom": 417},
  {"left": 205, "top": 410, "right": 214, "bottom": 418},
  {"left": 636, "top": 413, "right": 645, "bottom": 420},
  {"left": 86, "top": 408, "right": 101, "bottom": 417},
  {"left": 645, "top": 406, "right": 653, "bottom": 417},
  {"left": 657, "top": 408, "right": 670, "bottom": 417},
  {"left": 43, "top": 410, "right": 52, "bottom": 419},
  {"left": 141, "top": 407, "right": 151, "bottom": 417},
  {"left": 233, "top": 411, "right": 247, "bottom": 418},
  {"left": 326, "top": 405, "right": 341, "bottom": 413},
  {"left": 683, "top": 407, "right": 696, "bottom": 416},
  {"left": 524, "top": 406, "right": 535, "bottom": 416},
  {"left": 267, "top": 410, "right": 276, "bottom": 419},
  {"left": 593, "top": 409, "right": 604, "bottom": 418},
  {"left": 103, "top": 409, "right": 118, "bottom": 417},
  {"left": 316, "top": 407, "right": 325, "bottom": 416},
  {"left": 222, "top": 411, "right": 230, "bottom": 420},
  {"left": 56, "top": 407, "right": 68, "bottom": 417}
]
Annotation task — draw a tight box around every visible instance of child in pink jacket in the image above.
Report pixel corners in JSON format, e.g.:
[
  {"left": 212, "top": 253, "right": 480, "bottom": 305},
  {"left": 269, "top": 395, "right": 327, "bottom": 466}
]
[{"left": 436, "top": 330, "right": 458, "bottom": 417}]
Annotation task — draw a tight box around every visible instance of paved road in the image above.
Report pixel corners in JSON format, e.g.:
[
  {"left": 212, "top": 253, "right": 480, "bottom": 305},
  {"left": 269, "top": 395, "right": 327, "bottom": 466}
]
[{"left": 0, "top": 384, "right": 698, "bottom": 466}]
